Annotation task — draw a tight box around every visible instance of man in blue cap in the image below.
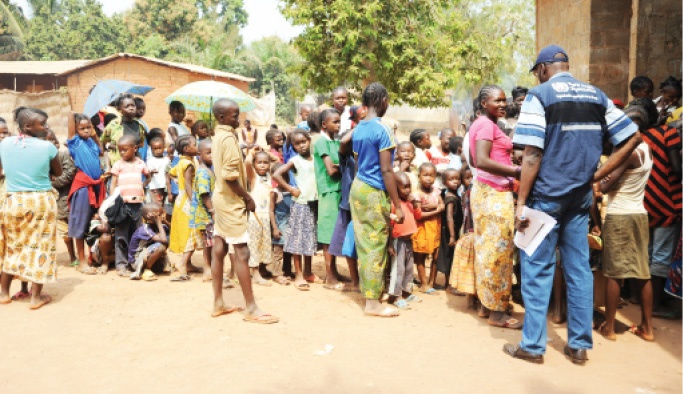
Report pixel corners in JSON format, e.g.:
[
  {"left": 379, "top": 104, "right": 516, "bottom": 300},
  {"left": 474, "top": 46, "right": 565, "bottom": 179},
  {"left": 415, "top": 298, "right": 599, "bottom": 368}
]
[{"left": 503, "top": 45, "right": 643, "bottom": 364}]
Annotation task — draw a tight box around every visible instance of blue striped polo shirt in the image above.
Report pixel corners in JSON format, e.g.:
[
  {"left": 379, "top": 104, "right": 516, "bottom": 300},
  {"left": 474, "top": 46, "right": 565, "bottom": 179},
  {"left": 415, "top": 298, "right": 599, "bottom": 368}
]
[{"left": 513, "top": 72, "right": 637, "bottom": 197}]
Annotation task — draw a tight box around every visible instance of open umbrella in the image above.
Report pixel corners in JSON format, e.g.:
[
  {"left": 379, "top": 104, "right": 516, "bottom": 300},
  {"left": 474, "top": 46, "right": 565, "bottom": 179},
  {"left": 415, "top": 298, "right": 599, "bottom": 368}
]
[
  {"left": 83, "top": 80, "right": 155, "bottom": 117},
  {"left": 165, "top": 81, "right": 256, "bottom": 114}
]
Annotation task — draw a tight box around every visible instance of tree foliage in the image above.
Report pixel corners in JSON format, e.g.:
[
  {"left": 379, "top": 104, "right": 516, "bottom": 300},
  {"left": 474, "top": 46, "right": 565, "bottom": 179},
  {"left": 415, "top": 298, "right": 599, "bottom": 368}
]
[
  {"left": 281, "top": 0, "right": 473, "bottom": 107},
  {"left": 23, "top": 0, "right": 129, "bottom": 60},
  {"left": 232, "top": 36, "right": 302, "bottom": 123},
  {"left": 125, "top": 0, "right": 247, "bottom": 45},
  {"left": 0, "top": 1, "right": 26, "bottom": 59}
]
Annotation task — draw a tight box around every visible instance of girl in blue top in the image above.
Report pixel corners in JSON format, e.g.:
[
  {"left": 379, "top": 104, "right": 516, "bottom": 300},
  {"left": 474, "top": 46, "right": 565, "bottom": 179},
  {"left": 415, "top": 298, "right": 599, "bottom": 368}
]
[
  {"left": 67, "top": 113, "right": 105, "bottom": 274},
  {"left": 349, "top": 82, "right": 404, "bottom": 317},
  {"left": 0, "top": 107, "right": 62, "bottom": 310}
]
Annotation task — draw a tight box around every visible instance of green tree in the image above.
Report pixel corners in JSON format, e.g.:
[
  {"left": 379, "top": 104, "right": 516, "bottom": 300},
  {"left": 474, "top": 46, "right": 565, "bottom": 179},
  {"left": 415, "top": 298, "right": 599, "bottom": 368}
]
[
  {"left": 281, "top": 0, "right": 472, "bottom": 107},
  {"left": 23, "top": 0, "right": 130, "bottom": 60},
  {"left": 232, "top": 36, "right": 302, "bottom": 123},
  {"left": 126, "top": 0, "right": 247, "bottom": 45},
  {"left": 455, "top": 0, "right": 536, "bottom": 96}
]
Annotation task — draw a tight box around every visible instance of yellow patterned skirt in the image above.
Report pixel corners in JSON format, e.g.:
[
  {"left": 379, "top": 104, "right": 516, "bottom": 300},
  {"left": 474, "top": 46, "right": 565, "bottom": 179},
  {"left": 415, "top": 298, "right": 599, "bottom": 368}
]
[
  {"left": 471, "top": 182, "right": 514, "bottom": 312},
  {"left": 450, "top": 233, "right": 476, "bottom": 294},
  {"left": 1, "top": 191, "right": 58, "bottom": 284}
]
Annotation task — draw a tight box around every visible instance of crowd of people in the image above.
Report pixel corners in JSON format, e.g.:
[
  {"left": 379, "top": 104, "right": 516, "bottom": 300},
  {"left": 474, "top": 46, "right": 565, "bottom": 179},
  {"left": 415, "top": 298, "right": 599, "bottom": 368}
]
[{"left": 0, "top": 45, "right": 680, "bottom": 363}]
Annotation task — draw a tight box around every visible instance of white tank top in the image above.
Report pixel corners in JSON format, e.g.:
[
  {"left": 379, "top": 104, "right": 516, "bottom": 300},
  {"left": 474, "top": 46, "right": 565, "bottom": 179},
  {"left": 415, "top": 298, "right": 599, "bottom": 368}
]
[{"left": 606, "top": 142, "right": 652, "bottom": 215}]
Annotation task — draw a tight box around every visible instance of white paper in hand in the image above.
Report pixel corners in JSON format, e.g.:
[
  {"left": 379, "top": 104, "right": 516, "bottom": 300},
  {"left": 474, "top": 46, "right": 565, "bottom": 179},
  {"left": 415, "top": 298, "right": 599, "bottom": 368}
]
[{"left": 514, "top": 207, "right": 557, "bottom": 257}]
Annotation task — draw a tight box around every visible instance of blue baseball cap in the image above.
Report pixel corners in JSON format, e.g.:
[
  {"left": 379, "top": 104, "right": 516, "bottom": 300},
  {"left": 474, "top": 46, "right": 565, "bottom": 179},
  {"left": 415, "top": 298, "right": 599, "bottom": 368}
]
[{"left": 530, "top": 45, "right": 568, "bottom": 72}]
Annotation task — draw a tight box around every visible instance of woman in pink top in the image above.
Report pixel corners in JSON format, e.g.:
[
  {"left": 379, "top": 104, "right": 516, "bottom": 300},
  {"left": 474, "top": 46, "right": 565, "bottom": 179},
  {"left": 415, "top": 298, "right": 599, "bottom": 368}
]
[{"left": 469, "top": 85, "right": 522, "bottom": 329}]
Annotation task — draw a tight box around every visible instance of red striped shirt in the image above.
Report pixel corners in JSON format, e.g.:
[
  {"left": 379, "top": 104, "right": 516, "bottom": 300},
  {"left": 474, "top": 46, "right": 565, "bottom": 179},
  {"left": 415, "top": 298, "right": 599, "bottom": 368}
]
[{"left": 641, "top": 125, "right": 682, "bottom": 227}]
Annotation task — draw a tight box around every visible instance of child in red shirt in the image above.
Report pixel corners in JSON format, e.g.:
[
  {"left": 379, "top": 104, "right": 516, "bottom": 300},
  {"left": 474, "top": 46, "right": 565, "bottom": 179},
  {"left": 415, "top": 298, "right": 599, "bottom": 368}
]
[{"left": 388, "top": 172, "right": 422, "bottom": 309}]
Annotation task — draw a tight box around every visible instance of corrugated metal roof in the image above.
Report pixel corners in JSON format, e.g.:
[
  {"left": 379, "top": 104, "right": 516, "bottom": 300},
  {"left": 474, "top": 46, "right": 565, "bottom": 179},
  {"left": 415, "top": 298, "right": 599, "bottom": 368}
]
[
  {"left": 0, "top": 53, "right": 254, "bottom": 82},
  {"left": 0, "top": 59, "right": 92, "bottom": 75}
]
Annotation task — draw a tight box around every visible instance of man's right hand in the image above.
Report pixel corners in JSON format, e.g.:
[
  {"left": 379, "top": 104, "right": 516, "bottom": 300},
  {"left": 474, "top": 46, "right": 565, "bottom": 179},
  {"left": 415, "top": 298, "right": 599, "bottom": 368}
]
[{"left": 514, "top": 204, "right": 530, "bottom": 232}]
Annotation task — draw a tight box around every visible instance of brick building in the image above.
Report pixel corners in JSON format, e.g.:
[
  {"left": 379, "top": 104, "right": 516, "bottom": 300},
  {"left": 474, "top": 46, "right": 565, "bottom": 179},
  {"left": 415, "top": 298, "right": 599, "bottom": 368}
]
[
  {"left": 0, "top": 53, "right": 254, "bottom": 135},
  {"left": 536, "top": 0, "right": 682, "bottom": 103}
]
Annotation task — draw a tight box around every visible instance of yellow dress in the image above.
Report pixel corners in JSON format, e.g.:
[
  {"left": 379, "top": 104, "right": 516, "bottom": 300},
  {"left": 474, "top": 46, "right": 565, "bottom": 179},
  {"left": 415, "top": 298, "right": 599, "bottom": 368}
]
[{"left": 169, "top": 156, "right": 203, "bottom": 253}]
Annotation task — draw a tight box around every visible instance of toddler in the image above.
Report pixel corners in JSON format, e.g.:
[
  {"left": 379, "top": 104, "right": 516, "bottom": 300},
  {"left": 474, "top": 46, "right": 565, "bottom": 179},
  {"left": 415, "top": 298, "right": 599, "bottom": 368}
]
[
  {"left": 190, "top": 139, "right": 216, "bottom": 282},
  {"left": 109, "top": 134, "right": 151, "bottom": 276},
  {"left": 449, "top": 164, "right": 476, "bottom": 307},
  {"left": 146, "top": 135, "right": 171, "bottom": 205},
  {"left": 436, "top": 169, "right": 464, "bottom": 290},
  {"left": 167, "top": 100, "right": 191, "bottom": 144},
  {"left": 394, "top": 141, "right": 419, "bottom": 192},
  {"left": 388, "top": 172, "right": 423, "bottom": 309},
  {"left": 412, "top": 162, "right": 444, "bottom": 294},
  {"left": 270, "top": 163, "right": 293, "bottom": 284},
  {"left": 129, "top": 203, "right": 169, "bottom": 281},
  {"left": 192, "top": 120, "right": 211, "bottom": 142},
  {"left": 87, "top": 212, "right": 115, "bottom": 274},
  {"left": 168, "top": 135, "right": 204, "bottom": 280},
  {"left": 246, "top": 150, "right": 275, "bottom": 286}
]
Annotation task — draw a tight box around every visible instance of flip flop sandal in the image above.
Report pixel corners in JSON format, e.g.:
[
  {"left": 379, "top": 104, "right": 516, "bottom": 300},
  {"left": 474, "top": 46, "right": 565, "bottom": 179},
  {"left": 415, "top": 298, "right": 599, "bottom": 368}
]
[
  {"left": 96, "top": 266, "right": 108, "bottom": 275},
  {"left": 489, "top": 318, "right": 523, "bottom": 329},
  {"left": 630, "top": 325, "right": 654, "bottom": 342},
  {"left": 243, "top": 314, "right": 279, "bottom": 324},
  {"left": 425, "top": 288, "right": 438, "bottom": 295},
  {"left": 405, "top": 294, "right": 422, "bottom": 303},
  {"left": 324, "top": 283, "right": 345, "bottom": 291},
  {"left": 364, "top": 306, "right": 400, "bottom": 317},
  {"left": 294, "top": 283, "right": 311, "bottom": 291},
  {"left": 171, "top": 275, "right": 192, "bottom": 282},
  {"left": 223, "top": 278, "right": 236, "bottom": 289},
  {"left": 79, "top": 266, "right": 98, "bottom": 275},
  {"left": 304, "top": 275, "right": 324, "bottom": 284},
  {"left": 70, "top": 260, "right": 80, "bottom": 268},
  {"left": 142, "top": 270, "right": 158, "bottom": 281},
  {"left": 11, "top": 291, "right": 31, "bottom": 301},
  {"left": 253, "top": 278, "right": 273, "bottom": 287},
  {"left": 274, "top": 276, "right": 291, "bottom": 285},
  {"left": 394, "top": 299, "right": 411, "bottom": 310}
]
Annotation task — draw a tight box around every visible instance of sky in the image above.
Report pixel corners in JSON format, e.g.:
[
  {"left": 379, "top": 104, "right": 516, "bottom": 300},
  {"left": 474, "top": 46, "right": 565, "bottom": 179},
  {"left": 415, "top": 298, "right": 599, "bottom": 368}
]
[{"left": 11, "top": 0, "right": 303, "bottom": 44}]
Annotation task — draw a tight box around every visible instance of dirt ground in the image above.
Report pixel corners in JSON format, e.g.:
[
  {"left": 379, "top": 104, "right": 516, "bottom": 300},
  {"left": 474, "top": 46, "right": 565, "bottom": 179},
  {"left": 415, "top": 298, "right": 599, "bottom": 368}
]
[{"left": 1, "top": 241, "right": 681, "bottom": 394}]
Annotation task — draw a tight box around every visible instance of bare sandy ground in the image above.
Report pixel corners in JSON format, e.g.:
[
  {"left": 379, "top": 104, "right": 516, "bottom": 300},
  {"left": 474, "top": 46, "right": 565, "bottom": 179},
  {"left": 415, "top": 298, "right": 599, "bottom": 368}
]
[{"left": 1, "top": 242, "right": 681, "bottom": 394}]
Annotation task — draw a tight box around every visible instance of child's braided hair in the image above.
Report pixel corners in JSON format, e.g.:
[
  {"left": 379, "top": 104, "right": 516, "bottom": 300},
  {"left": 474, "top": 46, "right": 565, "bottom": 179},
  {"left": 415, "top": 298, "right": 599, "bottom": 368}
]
[{"left": 362, "top": 82, "right": 388, "bottom": 109}]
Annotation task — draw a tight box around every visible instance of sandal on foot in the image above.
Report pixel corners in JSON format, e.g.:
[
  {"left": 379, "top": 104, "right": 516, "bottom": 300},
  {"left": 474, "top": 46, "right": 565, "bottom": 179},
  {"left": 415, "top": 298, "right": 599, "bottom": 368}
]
[
  {"left": 405, "top": 294, "right": 422, "bottom": 303},
  {"left": 304, "top": 274, "right": 324, "bottom": 284},
  {"left": 11, "top": 291, "right": 31, "bottom": 301},
  {"left": 70, "top": 260, "right": 80, "bottom": 268},
  {"left": 170, "top": 275, "right": 191, "bottom": 282},
  {"left": 489, "top": 317, "right": 523, "bottom": 329},
  {"left": 142, "top": 270, "right": 158, "bottom": 282},
  {"left": 243, "top": 314, "right": 279, "bottom": 324},
  {"left": 79, "top": 265, "right": 98, "bottom": 275},
  {"left": 425, "top": 288, "right": 438, "bottom": 295},
  {"left": 294, "top": 282, "right": 311, "bottom": 291},
  {"left": 630, "top": 325, "right": 654, "bottom": 341},
  {"left": 117, "top": 270, "right": 130, "bottom": 278},
  {"left": 96, "top": 265, "right": 108, "bottom": 275},
  {"left": 324, "top": 282, "right": 345, "bottom": 292},
  {"left": 596, "top": 322, "right": 616, "bottom": 341},
  {"left": 223, "top": 278, "right": 236, "bottom": 289},
  {"left": 29, "top": 294, "right": 52, "bottom": 310},
  {"left": 253, "top": 277, "right": 272, "bottom": 287},
  {"left": 394, "top": 299, "right": 411, "bottom": 310},
  {"left": 273, "top": 276, "right": 291, "bottom": 285},
  {"left": 364, "top": 306, "right": 400, "bottom": 318}
]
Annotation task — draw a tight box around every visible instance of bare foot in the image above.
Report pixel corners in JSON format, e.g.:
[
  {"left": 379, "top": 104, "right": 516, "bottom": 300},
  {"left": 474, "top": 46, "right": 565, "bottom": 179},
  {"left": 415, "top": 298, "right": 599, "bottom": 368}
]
[
  {"left": 212, "top": 299, "right": 243, "bottom": 318},
  {"left": 97, "top": 265, "right": 108, "bottom": 275},
  {"left": 252, "top": 272, "right": 272, "bottom": 287},
  {"left": 29, "top": 294, "right": 52, "bottom": 310},
  {"left": 488, "top": 313, "right": 523, "bottom": 329},
  {"left": 597, "top": 322, "right": 617, "bottom": 341},
  {"left": 202, "top": 273, "right": 213, "bottom": 282},
  {"left": 0, "top": 294, "right": 11, "bottom": 304}
]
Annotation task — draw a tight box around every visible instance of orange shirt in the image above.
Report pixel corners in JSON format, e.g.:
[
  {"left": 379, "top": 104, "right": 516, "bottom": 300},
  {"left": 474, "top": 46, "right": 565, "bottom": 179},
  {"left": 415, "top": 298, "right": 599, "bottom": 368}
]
[{"left": 391, "top": 200, "right": 422, "bottom": 238}]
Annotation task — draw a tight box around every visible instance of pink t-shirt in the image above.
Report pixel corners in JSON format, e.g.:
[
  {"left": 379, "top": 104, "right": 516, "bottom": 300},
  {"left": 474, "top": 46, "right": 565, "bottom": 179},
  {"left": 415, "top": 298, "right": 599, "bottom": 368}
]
[
  {"left": 469, "top": 116, "right": 513, "bottom": 191},
  {"left": 111, "top": 157, "right": 149, "bottom": 203}
]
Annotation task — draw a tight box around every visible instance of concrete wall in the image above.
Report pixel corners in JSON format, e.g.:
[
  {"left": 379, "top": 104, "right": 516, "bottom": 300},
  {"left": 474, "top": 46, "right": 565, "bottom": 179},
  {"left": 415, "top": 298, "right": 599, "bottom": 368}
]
[
  {"left": 589, "top": 0, "right": 632, "bottom": 102},
  {"left": 65, "top": 57, "right": 250, "bottom": 131},
  {"left": 635, "top": 0, "right": 682, "bottom": 97},
  {"left": 536, "top": 0, "right": 592, "bottom": 83}
]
